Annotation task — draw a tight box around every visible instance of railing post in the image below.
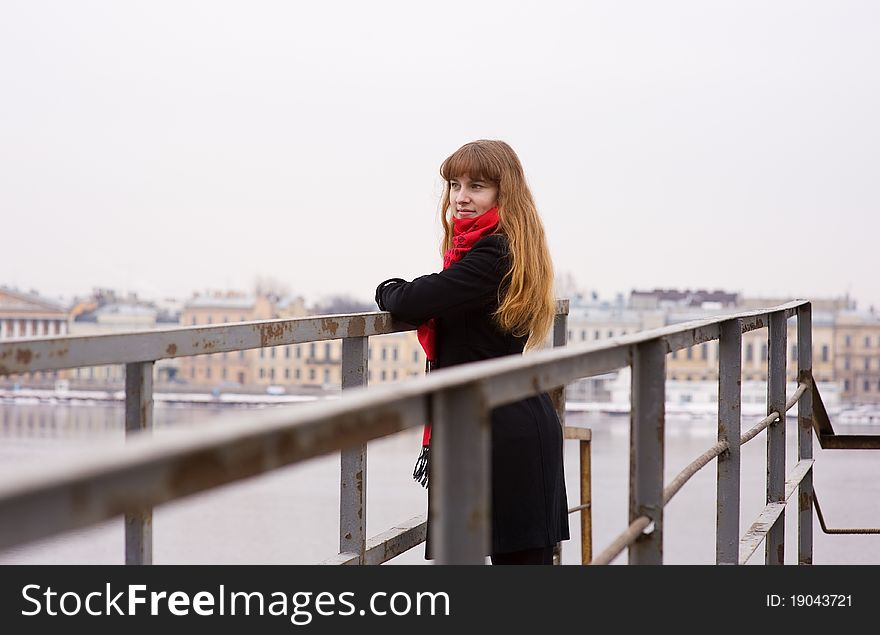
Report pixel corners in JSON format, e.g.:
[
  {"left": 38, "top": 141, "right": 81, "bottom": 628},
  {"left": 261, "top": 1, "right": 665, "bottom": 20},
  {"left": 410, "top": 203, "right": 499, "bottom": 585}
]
[
  {"left": 579, "top": 436, "right": 593, "bottom": 565},
  {"left": 550, "top": 299, "right": 569, "bottom": 424},
  {"left": 551, "top": 299, "right": 568, "bottom": 565},
  {"left": 766, "top": 311, "right": 787, "bottom": 565},
  {"left": 629, "top": 339, "right": 665, "bottom": 564},
  {"left": 125, "top": 361, "right": 154, "bottom": 565},
  {"left": 340, "top": 337, "right": 368, "bottom": 563},
  {"left": 797, "top": 303, "right": 813, "bottom": 565},
  {"left": 716, "top": 319, "right": 742, "bottom": 565},
  {"left": 432, "top": 384, "right": 490, "bottom": 564}
]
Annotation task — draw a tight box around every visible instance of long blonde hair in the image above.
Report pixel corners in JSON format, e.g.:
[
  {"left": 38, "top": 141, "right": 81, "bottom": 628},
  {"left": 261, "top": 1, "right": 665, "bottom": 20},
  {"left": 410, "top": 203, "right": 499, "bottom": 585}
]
[{"left": 439, "top": 140, "right": 555, "bottom": 351}]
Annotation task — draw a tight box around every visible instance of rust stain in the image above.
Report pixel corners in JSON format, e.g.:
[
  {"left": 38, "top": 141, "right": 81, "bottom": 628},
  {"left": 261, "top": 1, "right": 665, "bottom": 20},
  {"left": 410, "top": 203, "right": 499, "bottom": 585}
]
[
  {"left": 776, "top": 543, "right": 784, "bottom": 564},
  {"left": 320, "top": 318, "right": 340, "bottom": 337},
  {"left": 274, "top": 430, "right": 304, "bottom": 463},
  {"left": 348, "top": 316, "right": 366, "bottom": 338},
  {"left": 798, "top": 491, "right": 811, "bottom": 512},
  {"left": 374, "top": 313, "right": 392, "bottom": 331},
  {"left": 278, "top": 408, "right": 406, "bottom": 467},
  {"left": 202, "top": 340, "right": 216, "bottom": 351},
  {"left": 166, "top": 343, "right": 178, "bottom": 356},
  {"left": 345, "top": 532, "right": 352, "bottom": 540},
  {"left": 70, "top": 482, "right": 93, "bottom": 517},
  {"left": 15, "top": 348, "right": 33, "bottom": 365},
  {"left": 258, "top": 322, "right": 290, "bottom": 347},
  {"left": 157, "top": 408, "right": 411, "bottom": 505},
  {"left": 168, "top": 446, "right": 264, "bottom": 497}
]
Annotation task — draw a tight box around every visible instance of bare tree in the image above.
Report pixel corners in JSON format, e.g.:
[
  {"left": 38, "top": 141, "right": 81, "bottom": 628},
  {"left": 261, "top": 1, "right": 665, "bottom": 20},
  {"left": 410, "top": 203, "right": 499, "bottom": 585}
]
[
  {"left": 312, "top": 294, "right": 374, "bottom": 314},
  {"left": 253, "top": 275, "right": 291, "bottom": 299}
]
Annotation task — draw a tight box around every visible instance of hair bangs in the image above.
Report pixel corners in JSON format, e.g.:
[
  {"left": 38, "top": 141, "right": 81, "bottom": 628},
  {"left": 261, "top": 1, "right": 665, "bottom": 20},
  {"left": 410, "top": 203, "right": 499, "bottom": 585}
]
[{"left": 440, "top": 143, "right": 500, "bottom": 184}]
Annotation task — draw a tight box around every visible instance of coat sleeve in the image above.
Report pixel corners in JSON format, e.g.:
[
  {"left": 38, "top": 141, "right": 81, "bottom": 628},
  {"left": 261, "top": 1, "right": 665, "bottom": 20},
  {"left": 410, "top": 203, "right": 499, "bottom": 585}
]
[{"left": 375, "top": 235, "right": 509, "bottom": 325}]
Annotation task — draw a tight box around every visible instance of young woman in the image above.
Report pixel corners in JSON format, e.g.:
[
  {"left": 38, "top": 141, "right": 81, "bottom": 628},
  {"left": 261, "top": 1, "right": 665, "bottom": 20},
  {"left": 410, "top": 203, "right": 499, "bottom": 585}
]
[{"left": 375, "top": 140, "right": 569, "bottom": 565}]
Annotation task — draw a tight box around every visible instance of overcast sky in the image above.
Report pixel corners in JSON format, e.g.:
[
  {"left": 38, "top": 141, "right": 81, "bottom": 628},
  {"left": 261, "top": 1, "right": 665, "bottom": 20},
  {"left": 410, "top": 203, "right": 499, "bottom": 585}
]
[{"left": 2, "top": 1, "right": 878, "bottom": 310}]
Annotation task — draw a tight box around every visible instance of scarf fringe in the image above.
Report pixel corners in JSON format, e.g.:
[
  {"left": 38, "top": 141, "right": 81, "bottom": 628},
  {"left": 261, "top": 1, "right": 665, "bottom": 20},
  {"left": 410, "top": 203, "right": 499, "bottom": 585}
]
[{"left": 412, "top": 445, "right": 430, "bottom": 488}]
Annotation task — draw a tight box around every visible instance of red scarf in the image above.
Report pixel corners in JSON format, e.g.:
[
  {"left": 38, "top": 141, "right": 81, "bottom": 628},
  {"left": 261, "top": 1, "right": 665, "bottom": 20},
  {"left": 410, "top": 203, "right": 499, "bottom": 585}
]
[{"left": 412, "top": 207, "right": 500, "bottom": 486}]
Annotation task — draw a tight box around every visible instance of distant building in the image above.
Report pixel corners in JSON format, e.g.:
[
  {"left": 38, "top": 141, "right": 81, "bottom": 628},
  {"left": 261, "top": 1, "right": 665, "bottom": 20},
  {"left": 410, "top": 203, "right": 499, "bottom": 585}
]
[
  {"left": 834, "top": 310, "right": 880, "bottom": 402},
  {"left": 564, "top": 294, "right": 662, "bottom": 402},
  {"left": 630, "top": 288, "right": 739, "bottom": 310},
  {"left": 179, "top": 291, "right": 425, "bottom": 391},
  {"left": 67, "top": 302, "right": 181, "bottom": 385},
  {"left": 0, "top": 286, "right": 69, "bottom": 338},
  {"left": 178, "top": 292, "right": 275, "bottom": 387},
  {"left": 563, "top": 289, "right": 864, "bottom": 403},
  {"left": 0, "top": 286, "right": 69, "bottom": 384},
  {"left": 256, "top": 327, "right": 424, "bottom": 390}
]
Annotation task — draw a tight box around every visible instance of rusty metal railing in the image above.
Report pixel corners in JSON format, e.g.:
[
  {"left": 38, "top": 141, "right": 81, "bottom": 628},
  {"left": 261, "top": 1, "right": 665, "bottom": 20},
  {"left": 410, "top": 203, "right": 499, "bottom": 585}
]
[
  {"left": 589, "top": 302, "right": 878, "bottom": 565},
  {"left": 0, "top": 301, "right": 569, "bottom": 565},
  {"left": 590, "top": 306, "right": 816, "bottom": 564},
  {"left": 1, "top": 299, "right": 872, "bottom": 564}
]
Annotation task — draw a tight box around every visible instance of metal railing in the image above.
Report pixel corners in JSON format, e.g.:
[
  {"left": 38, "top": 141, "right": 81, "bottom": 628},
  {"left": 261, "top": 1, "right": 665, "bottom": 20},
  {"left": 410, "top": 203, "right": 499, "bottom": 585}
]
[
  {"left": 0, "top": 301, "right": 573, "bottom": 565},
  {"left": 0, "top": 299, "right": 872, "bottom": 564}
]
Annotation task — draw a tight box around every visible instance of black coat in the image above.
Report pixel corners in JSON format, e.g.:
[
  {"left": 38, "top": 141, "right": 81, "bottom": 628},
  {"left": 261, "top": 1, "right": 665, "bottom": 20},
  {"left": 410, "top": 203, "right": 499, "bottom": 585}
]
[{"left": 375, "top": 233, "right": 570, "bottom": 555}]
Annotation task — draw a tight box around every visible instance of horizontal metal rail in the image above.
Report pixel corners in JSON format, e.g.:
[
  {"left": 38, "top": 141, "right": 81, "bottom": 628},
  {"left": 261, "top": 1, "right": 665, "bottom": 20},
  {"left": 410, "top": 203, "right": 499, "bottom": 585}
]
[
  {"left": 0, "top": 313, "right": 401, "bottom": 375},
  {"left": 323, "top": 515, "right": 428, "bottom": 565},
  {"left": 739, "top": 459, "right": 814, "bottom": 564},
  {"left": 0, "top": 301, "right": 801, "bottom": 378},
  {"left": 0, "top": 301, "right": 810, "bottom": 560}
]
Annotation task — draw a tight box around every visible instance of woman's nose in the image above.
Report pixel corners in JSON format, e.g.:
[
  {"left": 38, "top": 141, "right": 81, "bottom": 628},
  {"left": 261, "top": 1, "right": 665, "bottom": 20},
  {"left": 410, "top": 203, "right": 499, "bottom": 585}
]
[{"left": 454, "top": 190, "right": 469, "bottom": 203}]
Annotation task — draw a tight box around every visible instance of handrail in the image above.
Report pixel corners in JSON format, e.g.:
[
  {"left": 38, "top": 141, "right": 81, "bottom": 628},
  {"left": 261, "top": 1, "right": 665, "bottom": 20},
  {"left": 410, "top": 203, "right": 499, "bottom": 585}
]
[
  {"left": 0, "top": 312, "right": 407, "bottom": 375},
  {"left": 0, "top": 300, "right": 802, "bottom": 376},
  {"left": 0, "top": 300, "right": 806, "bottom": 563},
  {"left": 2, "top": 298, "right": 872, "bottom": 565},
  {"left": 0, "top": 300, "right": 575, "bottom": 563}
]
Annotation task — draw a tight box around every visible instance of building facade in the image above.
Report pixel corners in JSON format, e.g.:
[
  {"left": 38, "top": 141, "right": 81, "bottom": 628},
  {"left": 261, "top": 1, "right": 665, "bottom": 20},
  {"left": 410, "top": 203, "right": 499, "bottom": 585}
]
[
  {"left": 178, "top": 293, "right": 275, "bottom": 387},
  {"left": 834, "top": 311, "right": 880, "bottom": 402},
  {"left": 66, "top": 303, "right": 181, "bottom": 386},
  {"left": 0, "top": 287, "right": 69, "bottom": 385},
  {"left": 565, "top": 290, "right": 870, "bottom": 404}
]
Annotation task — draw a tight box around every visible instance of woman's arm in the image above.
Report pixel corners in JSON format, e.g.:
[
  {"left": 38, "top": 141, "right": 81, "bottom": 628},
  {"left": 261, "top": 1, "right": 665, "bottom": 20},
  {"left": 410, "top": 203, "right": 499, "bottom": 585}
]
[{"left": 375, "top": 234, "right": 508, "bottom": 325}]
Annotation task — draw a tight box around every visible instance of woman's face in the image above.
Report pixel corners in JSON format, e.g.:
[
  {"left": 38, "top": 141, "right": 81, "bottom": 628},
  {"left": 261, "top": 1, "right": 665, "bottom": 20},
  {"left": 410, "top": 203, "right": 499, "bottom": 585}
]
[{"left": 450, "top": 174, "right": 498, "bottom": 220}]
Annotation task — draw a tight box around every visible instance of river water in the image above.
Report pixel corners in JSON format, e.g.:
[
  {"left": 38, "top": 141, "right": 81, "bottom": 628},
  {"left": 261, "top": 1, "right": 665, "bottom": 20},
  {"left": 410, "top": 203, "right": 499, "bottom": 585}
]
[{"left": 0, "top": 400, "right": 878, "bottom": 565}]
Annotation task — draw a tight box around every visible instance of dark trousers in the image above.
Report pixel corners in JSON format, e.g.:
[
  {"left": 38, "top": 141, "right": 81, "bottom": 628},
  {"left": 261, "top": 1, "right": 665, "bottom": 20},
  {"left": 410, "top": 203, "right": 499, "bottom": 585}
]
[{"left": 490, "top": 546, "right": 554, "bottom": 565}]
